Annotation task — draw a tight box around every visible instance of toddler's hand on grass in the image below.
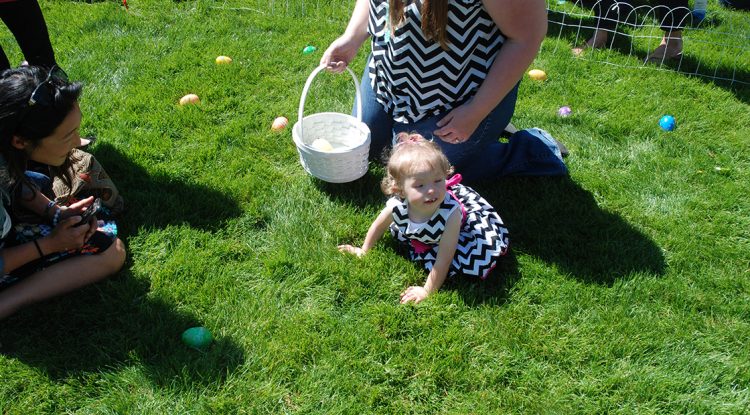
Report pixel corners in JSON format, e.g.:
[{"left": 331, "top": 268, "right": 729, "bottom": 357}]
[
  {"left": 338, "top": 244, "right": 365, "bottom": 258},
  {"left": 400, "top": 286, "right": 429, "bottom": 304}
]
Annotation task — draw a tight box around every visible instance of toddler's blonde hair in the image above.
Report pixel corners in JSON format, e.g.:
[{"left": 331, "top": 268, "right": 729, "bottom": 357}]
[{"left": 381, "top": 133, "right": 453, "bottom": 196}]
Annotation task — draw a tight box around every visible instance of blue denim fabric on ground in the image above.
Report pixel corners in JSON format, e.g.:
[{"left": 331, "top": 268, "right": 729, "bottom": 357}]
[
  {"left": 23, "top": 170, "right": 53, "bottom": 195},
  {"left": 719, "top": 0, "right": 750, "bottom": 9},
  {"left": 355, "top": 60, "right": 567, "bottom": 181}
]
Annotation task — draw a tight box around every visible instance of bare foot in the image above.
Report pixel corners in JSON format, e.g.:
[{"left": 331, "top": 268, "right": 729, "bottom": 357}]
[
  {"left": 572, "top": 29, "right": 609, "bottom": 56},
  {"left": 645, "top": 31, "right": 683, "bottom": 64}
]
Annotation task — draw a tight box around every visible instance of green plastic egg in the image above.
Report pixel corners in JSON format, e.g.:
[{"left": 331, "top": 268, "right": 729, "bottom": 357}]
[
  {"left": 302, "top": 45, "right": 317, "bottom": 54},
  {"left": 181, "top": 326, "right": 213, "bottom": 349}
]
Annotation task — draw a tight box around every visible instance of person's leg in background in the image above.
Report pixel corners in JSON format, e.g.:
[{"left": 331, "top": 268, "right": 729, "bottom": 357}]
[
  {"left": 354, "top": 55, "right": 394, "bottom": 163},
  {"left": 645, "top": 0, "right": 689, "bottom": 62},
  {"left": 0, "top": 0, "right": 56, "bottom": 70},
  {"left": 573, "top": 0, "right": 629, "bottom": 55}
]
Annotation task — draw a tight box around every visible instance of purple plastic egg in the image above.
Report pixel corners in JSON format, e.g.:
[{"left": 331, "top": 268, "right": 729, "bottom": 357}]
[{"left": 558, "top": 106, "right": 572, "bottom": 117}]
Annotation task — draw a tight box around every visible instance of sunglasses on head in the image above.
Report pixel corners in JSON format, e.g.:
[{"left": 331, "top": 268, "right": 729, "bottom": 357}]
[{"left": 27, "top": 65, "right": 69, "bottom": 107}]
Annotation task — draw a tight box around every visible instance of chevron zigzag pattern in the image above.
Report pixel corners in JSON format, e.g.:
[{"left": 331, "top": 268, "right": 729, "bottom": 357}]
[
  {"left": 367, "top": 0, "right": 504, "bottom": 123},
  {"left": 388, "top": 183, "right": 509, "bottom": 278}
]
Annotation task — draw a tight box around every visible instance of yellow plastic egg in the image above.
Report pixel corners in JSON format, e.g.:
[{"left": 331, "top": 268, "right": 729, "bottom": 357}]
[
  {"left": 528, "top": 69, "right": 547, "bottom": 81},
  {"left": 271, "top": 116, "right": 288, "bottom": 131},
  {"left": 311, "top": 138, "right": 334, "bottom": 152},
  {"left": 179, "top": 94, "right": 200, "bottom": 105},
  {"left": 215, "top": 55, "right": 233, "bottom": 64}
]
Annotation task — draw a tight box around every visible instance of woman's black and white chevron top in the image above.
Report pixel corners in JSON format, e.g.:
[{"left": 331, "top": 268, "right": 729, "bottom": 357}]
[{"left": 367, "top": 0, "right": 505, "bottom": 123}]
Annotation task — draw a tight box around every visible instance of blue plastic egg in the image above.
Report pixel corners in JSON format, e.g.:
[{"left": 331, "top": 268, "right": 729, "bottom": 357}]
[{"left": 659, "top": 115, "right": 675, "bottom": 131}]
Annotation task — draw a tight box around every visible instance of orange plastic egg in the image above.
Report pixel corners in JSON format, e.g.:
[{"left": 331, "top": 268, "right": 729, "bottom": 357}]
[{"left": 271, "top": 116, "right": 288, "bottom": 131}]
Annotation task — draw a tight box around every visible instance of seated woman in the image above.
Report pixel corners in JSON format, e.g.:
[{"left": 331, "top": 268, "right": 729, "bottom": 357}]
[
  {"left": 321, "top": 0, "right": 567, "bottom": 182},
  {"left": 0, "top": 66, "right": 126, "bottom": 320}
]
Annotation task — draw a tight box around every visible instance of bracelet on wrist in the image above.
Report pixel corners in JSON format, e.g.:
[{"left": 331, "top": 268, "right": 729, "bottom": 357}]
[
  {"left": 33, "top": 239, "right": 44, "bottom": 258},
  {"left": 52, "top": 207, "right": 62, "bottom": 227},
  {"left": 43, "top": 200, "right": 56, "bottom": 218}
]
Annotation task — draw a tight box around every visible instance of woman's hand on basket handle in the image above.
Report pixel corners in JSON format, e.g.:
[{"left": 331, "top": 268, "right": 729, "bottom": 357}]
[
  {"left": 321, "top": 0, "right": 371, "bottom": 73},
  {"left": 320, "top": 37, "right": 360, "bottom": 73}
]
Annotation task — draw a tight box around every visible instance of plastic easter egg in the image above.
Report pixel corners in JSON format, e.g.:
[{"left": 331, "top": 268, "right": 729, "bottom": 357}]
[
  {"left": 215, "top": 55, "right": 232, "bottom": 64},
  {"left": 558, "top": 106, "right": 572, "bottom": 117},
  {"left": 311, "top": 138, "right": 334, "bottom": 152},
  {"left": 181, "top": 327, "right": 213, "bottom": 349},
  {"left": 271, "top": 116, "right": 288, "bottom": 131},
  {"left": 302, "top": 45, "right": 317, "bottom": 55},
  {"left": 659, "top": 115, "right": 675, "bottom": 131},
  {"left": 179, "top": 94, "right": 200, "bottom": 105},
  {"left": 528, "top": 69, "right": 547, "bottom": 81}
]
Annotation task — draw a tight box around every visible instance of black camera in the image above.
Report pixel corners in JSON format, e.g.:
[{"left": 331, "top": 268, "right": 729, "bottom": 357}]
[{"left": 74, "top": 198, "right": 102, "bottom": 227}]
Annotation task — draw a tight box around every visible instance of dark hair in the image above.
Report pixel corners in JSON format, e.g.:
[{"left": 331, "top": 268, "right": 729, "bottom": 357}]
[
  {"left": 0, "top": 66, "right": 83, "bottom": 197},
  {"left": 389, "top": 0, "right": 449, "bottom": 49}
]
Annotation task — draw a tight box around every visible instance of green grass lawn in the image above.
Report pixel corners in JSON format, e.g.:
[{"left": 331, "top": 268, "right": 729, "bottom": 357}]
[{"left": 1, "top": 0, "right": 749, "bottom": 413}]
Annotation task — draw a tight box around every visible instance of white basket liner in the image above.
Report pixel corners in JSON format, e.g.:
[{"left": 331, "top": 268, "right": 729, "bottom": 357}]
[{"left": 292, "top": 65, "right": 371, "bottom": 183}]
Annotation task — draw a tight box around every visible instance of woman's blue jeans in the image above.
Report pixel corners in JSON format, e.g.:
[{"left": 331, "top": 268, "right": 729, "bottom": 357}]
[{"left": 356, "top": 63, "right": 567, "bottom": 182}]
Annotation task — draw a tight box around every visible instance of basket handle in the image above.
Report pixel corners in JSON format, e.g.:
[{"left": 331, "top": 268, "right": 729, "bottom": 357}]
[{"left": 298, "top": 65, "right": 362, "bottom": 141}]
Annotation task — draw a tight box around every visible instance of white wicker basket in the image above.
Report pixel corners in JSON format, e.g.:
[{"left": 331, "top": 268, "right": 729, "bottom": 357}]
[{"left": 292, "top": 65, "right": 371, "bottom": 183}]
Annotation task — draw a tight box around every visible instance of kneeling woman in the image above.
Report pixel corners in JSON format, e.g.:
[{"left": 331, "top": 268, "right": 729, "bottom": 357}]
[{"left": 0, "top": 66, "right": 126, "bottom": 320}]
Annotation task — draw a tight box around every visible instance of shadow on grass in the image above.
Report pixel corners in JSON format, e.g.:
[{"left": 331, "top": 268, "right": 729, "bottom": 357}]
[
  {"left": 547, "top": 10, "right": 750, "bottom": 104},
  {"left": 449, "top": 251, "right": 522, "bottom": 307},
  {"left": 312, "top": 164, "right": 388, "bottom": 208},
  {"left": 90, "top": 143, "right": 244, "bottom": 235},
  {"left": 315, "top": 168, "right": 664, "bottom": 299},
  {"left": 0, "top": 143, "right": 246, "bottom": 386},
  {"left": 0, "top": 269, "right": 244, "bottom": 387},
  {"left": 475, "top": 175, "right": 666, "bottom": 284}
]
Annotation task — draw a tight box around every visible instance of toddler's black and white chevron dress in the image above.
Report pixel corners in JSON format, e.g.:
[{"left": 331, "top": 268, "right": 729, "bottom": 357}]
[{"left": 388, "top": 177, "right": 509, "bottom": 278}]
